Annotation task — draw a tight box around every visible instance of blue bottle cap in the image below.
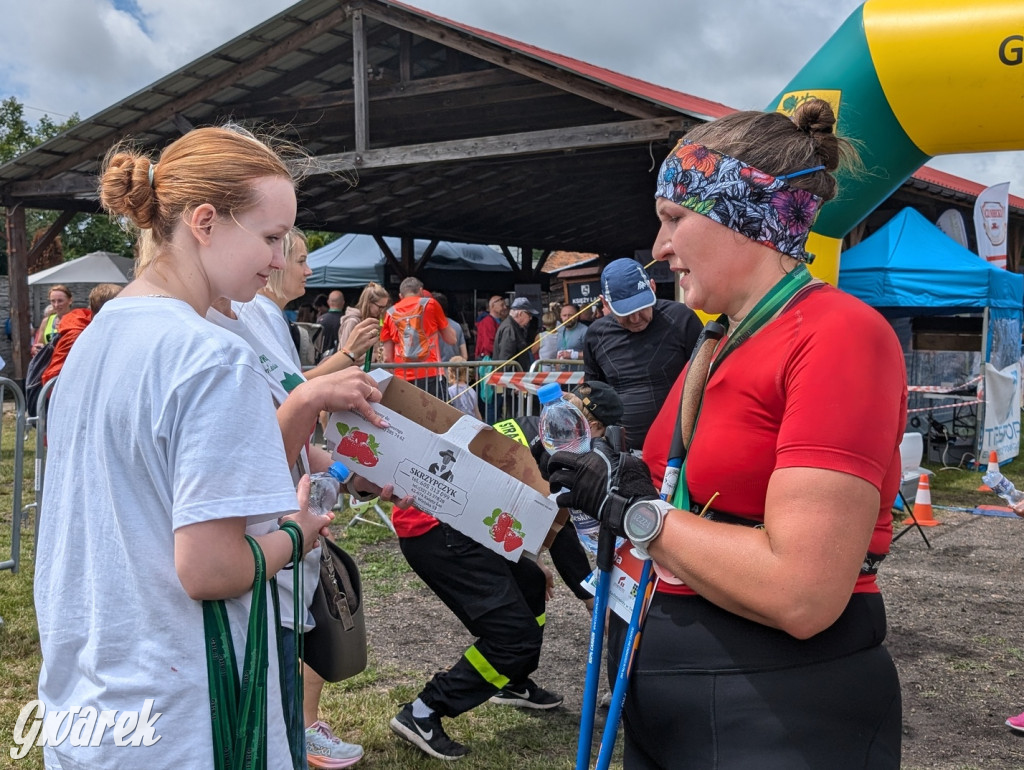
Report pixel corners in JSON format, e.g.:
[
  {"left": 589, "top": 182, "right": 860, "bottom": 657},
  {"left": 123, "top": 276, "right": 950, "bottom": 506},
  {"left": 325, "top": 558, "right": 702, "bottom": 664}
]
[
  {"left": 328, "top": 462, "right": 352, "bottom": 483},
  {"left": 537, "top": 382, "right": 565, "bottom": 405}
]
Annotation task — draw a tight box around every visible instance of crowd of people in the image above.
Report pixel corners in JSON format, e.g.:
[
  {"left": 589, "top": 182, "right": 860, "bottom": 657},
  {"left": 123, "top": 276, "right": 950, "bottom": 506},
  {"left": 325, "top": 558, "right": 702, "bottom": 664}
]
[{"left": 33, "top": 98, "right": 924, "bottom": 769}]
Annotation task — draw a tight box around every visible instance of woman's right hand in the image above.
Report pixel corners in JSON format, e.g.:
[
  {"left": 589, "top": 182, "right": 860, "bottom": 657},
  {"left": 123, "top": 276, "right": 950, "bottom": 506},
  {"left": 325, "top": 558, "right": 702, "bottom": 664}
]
[
  {"left": 345, "top": 317, "right": 380, "bottom": 358},
  {"left": 282, "top": 475, "right": 334, "bottom": 556}
]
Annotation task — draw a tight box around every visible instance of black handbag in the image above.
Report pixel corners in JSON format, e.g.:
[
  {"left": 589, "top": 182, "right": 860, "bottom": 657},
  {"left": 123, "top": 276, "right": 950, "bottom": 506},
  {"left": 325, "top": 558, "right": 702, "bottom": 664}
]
[{"left": 304, "top": 538, "right": 367, "bottom": 682}]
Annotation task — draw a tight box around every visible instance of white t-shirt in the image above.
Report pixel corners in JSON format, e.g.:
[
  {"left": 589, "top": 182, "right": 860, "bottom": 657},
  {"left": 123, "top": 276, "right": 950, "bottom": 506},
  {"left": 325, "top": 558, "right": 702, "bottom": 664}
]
[
  {"left": 36, "top": 296, "right": 299, "bottom": 769},
  {"left": 208, "top": 295, "right": 320, "bottom": 630}
]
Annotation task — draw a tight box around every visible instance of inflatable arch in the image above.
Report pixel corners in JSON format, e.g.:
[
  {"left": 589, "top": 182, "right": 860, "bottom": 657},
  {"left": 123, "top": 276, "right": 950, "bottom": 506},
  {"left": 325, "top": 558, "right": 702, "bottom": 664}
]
[{"left": 766, "top": 0, "right": 1024, "bottom": 284}]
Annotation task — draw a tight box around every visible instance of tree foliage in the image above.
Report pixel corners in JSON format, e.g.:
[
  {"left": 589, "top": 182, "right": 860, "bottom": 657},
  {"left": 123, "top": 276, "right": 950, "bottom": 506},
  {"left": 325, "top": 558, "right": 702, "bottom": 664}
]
[{"left": 0, "top": 97, "right": 134, "bottom": 273}]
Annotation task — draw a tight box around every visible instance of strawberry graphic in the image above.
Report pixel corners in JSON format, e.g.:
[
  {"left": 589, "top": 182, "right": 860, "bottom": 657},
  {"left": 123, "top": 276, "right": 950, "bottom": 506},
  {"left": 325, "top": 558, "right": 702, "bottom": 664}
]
[
  {"left": 488, "top": 511, "right": 514, "bottom": 542},
  {"left": 503, "top": 531, "right": 524, "bottom": 552},
  {"left": 351, "top": 430, "right": 369, "bottom": 443},
  {"left": 339, "top": 435, "right": 360, "bottom": 456},
  {"left": 355, "top": 443, "right": 378, "bottom": 467}
]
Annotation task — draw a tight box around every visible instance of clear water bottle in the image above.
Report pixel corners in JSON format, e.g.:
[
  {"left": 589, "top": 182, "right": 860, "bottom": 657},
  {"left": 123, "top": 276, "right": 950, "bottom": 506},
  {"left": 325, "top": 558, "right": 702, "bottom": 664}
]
[
  {"left": 308, "top": 462, "right": 352, "bottom": 515},
  {"left": 982, "top": 470, "right": 1024, "bottom": 507},
  {"left": 537, "top": 382, "right": 591, "bottom": 454}
]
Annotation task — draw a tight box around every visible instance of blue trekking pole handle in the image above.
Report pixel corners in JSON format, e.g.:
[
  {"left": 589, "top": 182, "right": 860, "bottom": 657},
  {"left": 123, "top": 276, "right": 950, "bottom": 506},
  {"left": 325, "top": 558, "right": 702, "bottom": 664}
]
[{"left": 595, "top": 557, "right": 654, "bottom": 770}]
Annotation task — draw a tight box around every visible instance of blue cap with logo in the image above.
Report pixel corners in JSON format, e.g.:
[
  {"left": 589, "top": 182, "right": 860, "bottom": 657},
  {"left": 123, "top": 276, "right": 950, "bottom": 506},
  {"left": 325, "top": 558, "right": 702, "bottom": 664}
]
[{"left": 601, "top": 258, "right": 655, "bottom": 316}]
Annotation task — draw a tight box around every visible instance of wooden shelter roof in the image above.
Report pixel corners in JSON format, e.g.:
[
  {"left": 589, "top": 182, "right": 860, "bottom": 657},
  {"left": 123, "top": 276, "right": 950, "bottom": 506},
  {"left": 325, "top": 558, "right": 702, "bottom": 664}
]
[{"left": 0, "top": 0, "right": 733, "bottom": 257}]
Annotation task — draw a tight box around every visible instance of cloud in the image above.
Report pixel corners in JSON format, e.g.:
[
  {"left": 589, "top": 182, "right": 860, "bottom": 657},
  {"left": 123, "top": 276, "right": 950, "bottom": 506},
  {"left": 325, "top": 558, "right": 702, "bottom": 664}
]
[{"left": 0, "top": 0, "right": 1020, "bottom": 196}]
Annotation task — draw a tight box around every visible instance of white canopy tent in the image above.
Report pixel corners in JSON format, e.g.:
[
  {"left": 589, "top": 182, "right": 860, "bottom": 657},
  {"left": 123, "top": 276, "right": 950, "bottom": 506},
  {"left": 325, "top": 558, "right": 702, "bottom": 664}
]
[{"left": 28, "top": 251, "right": 134, "bottom": 285}]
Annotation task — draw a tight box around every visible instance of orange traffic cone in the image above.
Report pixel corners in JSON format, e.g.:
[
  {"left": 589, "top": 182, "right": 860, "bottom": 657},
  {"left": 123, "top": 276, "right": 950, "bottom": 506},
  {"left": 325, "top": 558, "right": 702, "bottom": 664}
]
[
  {"left": 904, "top": 474, "right": 940, "bottom": 527},
  {"left": 977, "top": 450, "right": 998, "bottom": 492}
]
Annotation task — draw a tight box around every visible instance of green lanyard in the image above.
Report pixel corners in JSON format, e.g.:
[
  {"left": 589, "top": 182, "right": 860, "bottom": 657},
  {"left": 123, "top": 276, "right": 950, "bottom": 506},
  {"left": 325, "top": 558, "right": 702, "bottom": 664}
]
[
  {"left": 204, "top": 535, "right": 269, "bottom": 770},
  {"left": 204, "top": 528, "right": 305, "bottom": 770},
  {"left": 670, "top": 263, "right": 813, "bottom": 510}
]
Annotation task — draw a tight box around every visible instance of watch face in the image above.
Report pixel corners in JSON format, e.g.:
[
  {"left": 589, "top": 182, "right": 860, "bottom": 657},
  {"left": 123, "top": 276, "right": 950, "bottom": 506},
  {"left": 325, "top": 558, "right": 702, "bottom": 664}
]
[{"left": 627, "top": 503, "right": 658, "bottom": 541}]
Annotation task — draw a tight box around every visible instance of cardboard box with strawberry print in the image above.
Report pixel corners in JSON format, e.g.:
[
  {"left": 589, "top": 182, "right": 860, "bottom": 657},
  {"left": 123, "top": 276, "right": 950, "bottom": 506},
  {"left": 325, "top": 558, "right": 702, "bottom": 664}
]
[{"left": 324, "top": 369, "right": 560, "bottom": 561}]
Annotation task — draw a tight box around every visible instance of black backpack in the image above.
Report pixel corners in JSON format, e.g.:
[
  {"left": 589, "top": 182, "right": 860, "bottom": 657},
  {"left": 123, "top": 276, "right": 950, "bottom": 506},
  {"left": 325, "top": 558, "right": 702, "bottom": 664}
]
[{"left": 25, "top": 333, "right": 59, "bottom": 417}]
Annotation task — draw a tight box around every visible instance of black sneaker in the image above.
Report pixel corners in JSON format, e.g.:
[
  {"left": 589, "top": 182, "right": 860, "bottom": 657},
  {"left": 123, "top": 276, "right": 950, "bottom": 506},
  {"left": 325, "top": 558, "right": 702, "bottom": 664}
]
[
  {"left": 489, "top": 679, "right": 564, "bottom": 710},
  {"left": 389, "top": 702, "right": 470, "bottom": 761}
]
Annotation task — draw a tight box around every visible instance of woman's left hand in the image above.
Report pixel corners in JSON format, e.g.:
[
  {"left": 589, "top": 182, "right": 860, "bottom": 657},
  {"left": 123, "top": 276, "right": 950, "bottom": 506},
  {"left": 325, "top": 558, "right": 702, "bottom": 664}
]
[
  {"left": 548, "top": 438, "right": 658, "bottom": 533},
  {"left": 305, "top": 368, "right": 386, "bottom": 427}
]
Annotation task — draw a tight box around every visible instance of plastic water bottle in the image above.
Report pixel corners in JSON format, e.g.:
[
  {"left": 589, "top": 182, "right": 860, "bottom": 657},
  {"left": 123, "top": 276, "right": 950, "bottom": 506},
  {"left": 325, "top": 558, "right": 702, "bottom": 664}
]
[
  {"left": 537, "top": 382, "right": 591, "bottom": 454},
  {"left": 982, "top": 470, "right": 1024, "bottom": 507},
  {"left": 537, "top": 382, "right": 599, "bottom": 549},
  {"left": 308, "top": 462, "right": 352, "bottom": 515}
]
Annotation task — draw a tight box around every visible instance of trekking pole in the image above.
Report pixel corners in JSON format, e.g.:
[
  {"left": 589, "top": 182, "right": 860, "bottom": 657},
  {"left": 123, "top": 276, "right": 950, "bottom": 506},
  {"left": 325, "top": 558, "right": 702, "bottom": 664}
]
[
  {"left": 575, "top": 506, "right": 615, "bottom": 770},
  {"left": 593, "top": 441, "right": 677, "bottom": 768},
  {"left": 575, "top": 425, "right": 626, "bottom": 770},
  {"left": 594, "top": 558, "right": 654, "bottom": 770}
]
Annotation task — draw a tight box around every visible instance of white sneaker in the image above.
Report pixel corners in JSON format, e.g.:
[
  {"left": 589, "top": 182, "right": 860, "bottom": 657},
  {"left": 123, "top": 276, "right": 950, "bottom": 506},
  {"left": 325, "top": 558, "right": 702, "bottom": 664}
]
[{"left": 305, "top": 720, "right": 363, "bottom": 768}]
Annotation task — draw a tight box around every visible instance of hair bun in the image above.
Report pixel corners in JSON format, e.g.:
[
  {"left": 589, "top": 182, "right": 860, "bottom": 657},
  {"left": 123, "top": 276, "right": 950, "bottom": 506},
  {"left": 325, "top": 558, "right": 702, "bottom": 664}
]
[
  {"left": 98, "top": 150, "right": 159, "bottom": 231},
  {"left": 791, "top": 98, "right": 836, "bottom": 137},
  {"left": 790, "top": 98, "right": 841, "bottom": 173}
]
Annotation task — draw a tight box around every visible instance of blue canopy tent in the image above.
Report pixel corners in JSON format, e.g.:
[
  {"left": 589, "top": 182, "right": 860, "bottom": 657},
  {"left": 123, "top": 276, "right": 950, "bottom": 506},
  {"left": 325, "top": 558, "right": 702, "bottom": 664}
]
[
  {"left": 307, "top": 234, "right": 511, "bottom": 288},
  {"left": 839, "top": 207, "right": 1024, "bottom": 463}
]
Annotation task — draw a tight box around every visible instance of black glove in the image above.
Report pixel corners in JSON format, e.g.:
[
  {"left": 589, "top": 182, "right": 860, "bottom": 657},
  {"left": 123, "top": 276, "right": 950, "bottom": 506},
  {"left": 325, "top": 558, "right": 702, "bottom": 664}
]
[
  {"left": 530, "top": 436, "right": 554, "bottom": 480},
  {"left": 547, "top": 438, "right": 658, "bottom": 536}
]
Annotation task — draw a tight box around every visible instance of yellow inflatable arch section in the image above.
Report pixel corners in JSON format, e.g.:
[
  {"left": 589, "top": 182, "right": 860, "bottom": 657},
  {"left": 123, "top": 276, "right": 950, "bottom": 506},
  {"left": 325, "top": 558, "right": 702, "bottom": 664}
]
[{"left": 767, "top": 0, "right": 1024, "bottom": 284}]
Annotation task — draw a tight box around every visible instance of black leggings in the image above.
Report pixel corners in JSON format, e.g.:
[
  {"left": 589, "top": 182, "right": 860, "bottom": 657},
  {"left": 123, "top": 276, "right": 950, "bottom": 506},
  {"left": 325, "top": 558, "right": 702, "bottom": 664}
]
[{"left": 607, "top": 592, "right": 902, "bottom": 770}]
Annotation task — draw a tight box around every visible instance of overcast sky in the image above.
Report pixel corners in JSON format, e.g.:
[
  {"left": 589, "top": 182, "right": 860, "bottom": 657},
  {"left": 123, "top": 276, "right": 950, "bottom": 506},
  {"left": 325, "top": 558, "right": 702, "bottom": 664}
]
[{"left": 2, "top": 0, "right": 1021, "bottom": 203}]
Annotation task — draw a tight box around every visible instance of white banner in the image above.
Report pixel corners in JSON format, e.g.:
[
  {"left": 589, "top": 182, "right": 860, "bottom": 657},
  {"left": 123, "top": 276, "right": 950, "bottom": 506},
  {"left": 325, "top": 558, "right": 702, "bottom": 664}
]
[
  {"left": 982, "top": 361, "right": 1021, "bottom": 462},
  {"left": 973, "top": 182, "right": 1011, "bottom": 269},
  {"left": 936, "top": 208, "right": 969, "bottom": 249}
]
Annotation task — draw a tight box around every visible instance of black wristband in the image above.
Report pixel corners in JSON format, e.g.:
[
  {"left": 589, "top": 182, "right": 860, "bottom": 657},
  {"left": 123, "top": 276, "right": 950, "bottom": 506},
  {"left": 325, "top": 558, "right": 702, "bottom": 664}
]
[{"left": 597, "top": 491, "right": 633, "bottom": 537}]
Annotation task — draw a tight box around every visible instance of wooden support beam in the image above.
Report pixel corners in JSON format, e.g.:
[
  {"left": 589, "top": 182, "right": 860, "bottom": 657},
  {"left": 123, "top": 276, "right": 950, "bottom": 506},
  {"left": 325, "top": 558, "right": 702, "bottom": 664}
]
[
  {"left": 352, "top": 9, "right": 369, "bottom": 152},
  {"left": 533, "top": 248, "right": 552, "bottom": 276},
  {"left": 5, "top": 204, "right": 30, "bottom": 380},
  {"left": 499, "top": 246, "right": 520, "bottom": 272},
  {"left": 400, "top": 237, "right": 416, "bottom": 276},
  {"left": 6, "top": 175, "right": 97, "bottom": 200},
  {"left": 373, "top": 235, "right": 403, "bottom": 275},
  {"left": 27, "top": 210, "right": 76, "bottom": 272},
  {"left": 413, "top": 240, "right": 439, "bottom": 274},
  {"left": 241, "top": 68, "right": 529, "bottom": 117},
  {"left": 312, "top": 117, "right": 688, "bottom": 173}
]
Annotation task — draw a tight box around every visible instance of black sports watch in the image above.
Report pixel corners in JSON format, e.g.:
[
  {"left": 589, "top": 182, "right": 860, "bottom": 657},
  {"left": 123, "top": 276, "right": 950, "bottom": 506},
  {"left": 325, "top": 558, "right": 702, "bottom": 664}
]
[{"left": 622, "top": 498, "right": 674, "bottom": 560}]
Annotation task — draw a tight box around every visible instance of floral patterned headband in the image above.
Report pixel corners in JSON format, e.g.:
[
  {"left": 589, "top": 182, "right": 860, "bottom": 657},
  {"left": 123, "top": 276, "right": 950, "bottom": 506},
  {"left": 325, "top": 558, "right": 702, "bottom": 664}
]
[{"left": 655, "top": 139, "right": 824, "bottom": 263}]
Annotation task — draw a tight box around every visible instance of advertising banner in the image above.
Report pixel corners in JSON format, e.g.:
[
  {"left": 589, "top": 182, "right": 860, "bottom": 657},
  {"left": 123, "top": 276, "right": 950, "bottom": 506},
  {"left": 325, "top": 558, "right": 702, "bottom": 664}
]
[
  {"left": 981, "top": 361, "right": 1021, "bottom": 462},
  {"left": 973, "top": 182, "right": 1011, "bottom": 269}
]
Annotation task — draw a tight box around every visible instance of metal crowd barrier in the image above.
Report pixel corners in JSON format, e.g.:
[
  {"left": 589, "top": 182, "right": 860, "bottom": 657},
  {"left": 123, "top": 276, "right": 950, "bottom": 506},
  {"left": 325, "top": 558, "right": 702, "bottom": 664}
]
[
  {"left": 0, "top": 377, "right": 29, "bottom": 574},
  {"left": 372, "top": 359, "right": 529, "bottom": 421}
]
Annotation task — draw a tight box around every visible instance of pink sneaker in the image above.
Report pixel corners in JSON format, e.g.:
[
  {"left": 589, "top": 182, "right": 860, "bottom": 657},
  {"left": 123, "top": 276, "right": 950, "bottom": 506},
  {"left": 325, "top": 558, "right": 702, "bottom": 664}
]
[{"left": 1005, "top": 711, "right": 1024, "bottom": 732}]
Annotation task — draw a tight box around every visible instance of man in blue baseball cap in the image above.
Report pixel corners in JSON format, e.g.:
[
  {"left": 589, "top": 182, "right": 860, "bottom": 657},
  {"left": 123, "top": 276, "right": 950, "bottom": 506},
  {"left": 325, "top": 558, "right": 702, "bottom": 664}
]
[{"left": 582, "top": 258, "right": 702, "bottom": 451}]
